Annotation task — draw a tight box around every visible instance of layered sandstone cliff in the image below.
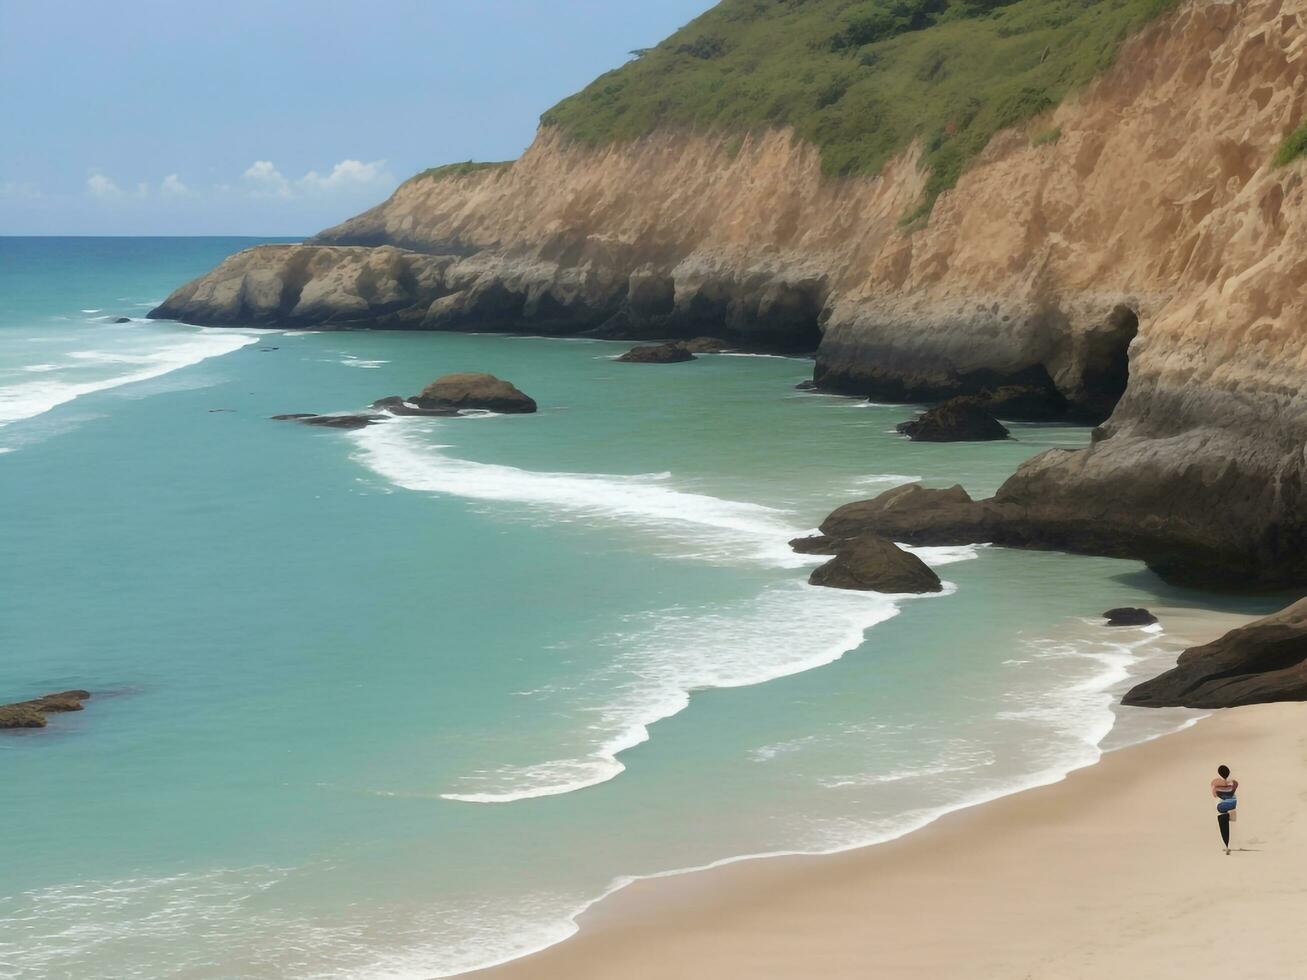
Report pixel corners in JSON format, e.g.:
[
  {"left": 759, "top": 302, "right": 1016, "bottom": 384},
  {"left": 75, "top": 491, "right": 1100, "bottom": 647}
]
[{"left": 152, "top": 0, "right": 1307, "bottom": 585}]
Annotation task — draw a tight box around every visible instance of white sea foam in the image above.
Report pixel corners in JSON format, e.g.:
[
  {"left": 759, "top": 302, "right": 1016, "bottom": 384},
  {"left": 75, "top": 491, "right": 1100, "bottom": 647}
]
[
  {"left": 0, "top": 330, "right": 257, "bottom": 428},
  {"left": 851, "top": 472, "right": 920, "bottom": 487},
  {"left": 350, "top": 420, "right": 812, "bottom": 568},
  {"left": 440, "top": 580, "right": 911, "bottom": 802},
  {"left": 338, "top": 356, "right": 389, "bottom": 369},
  {"left": 21, "top": 363, "right": 60, "bottom": 373},
  {"left": 350, "top": 419, "right": 976, "bottom": 803}
]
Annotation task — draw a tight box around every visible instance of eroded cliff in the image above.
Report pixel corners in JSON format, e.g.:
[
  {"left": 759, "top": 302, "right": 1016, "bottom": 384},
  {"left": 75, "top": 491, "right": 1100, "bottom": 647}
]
[{"left": 152, "top": 0, "right": 1307, "bottom": 585}]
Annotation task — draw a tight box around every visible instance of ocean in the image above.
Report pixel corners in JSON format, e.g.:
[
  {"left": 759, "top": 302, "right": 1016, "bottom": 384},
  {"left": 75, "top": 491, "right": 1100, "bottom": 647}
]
[{"left": 0, "top": 238, "right": 1275, "bottom": 978}]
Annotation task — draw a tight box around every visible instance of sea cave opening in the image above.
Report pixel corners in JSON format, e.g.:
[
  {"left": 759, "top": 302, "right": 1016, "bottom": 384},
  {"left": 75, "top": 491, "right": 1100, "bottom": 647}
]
[{"left": 1079, "top": 304, "right": 1139, "bottom": 422}]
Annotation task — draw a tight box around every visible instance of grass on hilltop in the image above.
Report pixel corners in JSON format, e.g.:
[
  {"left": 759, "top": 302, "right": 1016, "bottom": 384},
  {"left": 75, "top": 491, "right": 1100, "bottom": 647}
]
[
  {"left": 414, "top": 161, "right": 514, "bottom": 181},
  {"left": 538, "top": 0, "right": 1181, "bottom": 216}
]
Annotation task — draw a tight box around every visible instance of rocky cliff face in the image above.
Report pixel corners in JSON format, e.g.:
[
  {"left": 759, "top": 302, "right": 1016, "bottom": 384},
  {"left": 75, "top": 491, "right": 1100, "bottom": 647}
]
[{"left": 152, "top": 0, "right": 1307, "bottom": 585}]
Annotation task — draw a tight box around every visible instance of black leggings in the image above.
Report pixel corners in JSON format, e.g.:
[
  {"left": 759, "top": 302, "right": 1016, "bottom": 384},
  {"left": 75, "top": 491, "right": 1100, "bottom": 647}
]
[{"left": 1218, "top": 813, "right": 1230, "bottom": 846}]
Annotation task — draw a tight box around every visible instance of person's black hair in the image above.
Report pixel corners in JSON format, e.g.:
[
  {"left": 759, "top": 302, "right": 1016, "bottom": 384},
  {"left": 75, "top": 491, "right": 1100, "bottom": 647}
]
[{"left": 1218, "top": 765, "right": 1230, "bottom": 778}]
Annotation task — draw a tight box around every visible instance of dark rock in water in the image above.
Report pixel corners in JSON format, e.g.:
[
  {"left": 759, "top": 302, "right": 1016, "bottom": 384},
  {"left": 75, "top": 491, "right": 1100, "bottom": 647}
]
[
  {"left": 820, "top": 483, "right": 992, "bottom": 544},
  {"left": 109, "top": 317, "right": 131, "bottom": 324},
  {"left": 618, "top": 342, "right": 696, "bottom": 364},
  {"left": 1104, "top": 607, "right": 1158, "bottom": 627},
  {"left": 795, "top": 379, "right": 818, "bottom": 391},
  {"left": 1122, "top": 598, "right": 1307, "bottom": 708},
  {"left": 809, "top": 536, "right": 942, "bottom": 594},
  {"left": 208, "top": 408, "right": 234, "bottom": 413},
  {"left": 897, "top": 398, "right": 1010, "bottom": 442},
  {"left": 371, "top": 396, "right": 458, "bottom": 417},
  {"left": 1, "top": 690, "right": 92, "bottom": 730},
  {"left": 410, "top": 373, "right": 537, "bottom": 413},
  {"left": 680, "top": 337, "right": 730, "bottom": 354},
  {"left": 789, "top": 534, "right": 839, "bottom": 555},
  {"left": 259, "top": 346, "right": 279, "bottom": 351},
  {"left": 0, "top": 705, "right": 46, "bottom": 728},
  {"left": 271, "top": 413, "right": 382, "bottom": 430},
  {"left": 976, "top": 385, "right": 1068, "bottom": 421}
]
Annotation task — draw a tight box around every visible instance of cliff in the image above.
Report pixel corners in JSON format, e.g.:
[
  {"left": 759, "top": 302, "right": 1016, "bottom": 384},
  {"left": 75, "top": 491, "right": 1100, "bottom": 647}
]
[{"left": 151, "top": 0, "right": 1307, "bottom": 587}]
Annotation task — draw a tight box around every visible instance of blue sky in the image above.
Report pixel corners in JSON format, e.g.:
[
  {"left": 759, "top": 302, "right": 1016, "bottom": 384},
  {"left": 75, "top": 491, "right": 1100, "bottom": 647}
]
[{"left": 0, "top": 1, "right": 710, "bottom": 235}]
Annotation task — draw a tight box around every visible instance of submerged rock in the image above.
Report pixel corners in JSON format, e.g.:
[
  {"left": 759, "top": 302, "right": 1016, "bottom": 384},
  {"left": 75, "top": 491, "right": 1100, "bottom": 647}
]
[
  {"left": 371, "top": 396, "right": 458, "bottom": 417},
  {"left": 271, "top": 413, "right": 382, "bottom": 429},
  {"left": 794, "top": 379, "right": 818, "bottom": 391},
  {"left": 109, "top": 316, "right": 131, "bottom": 324},
  {"left": 1122, "top": 598, "right": 1307, "bottom": 708},
  {"left": 808, "top": 536, "right": 942, "bottom": 594},
  {"left": 897, "top": 398, "right": 1010, "bottom": 442},
  {"left": 1104, "top": 607, "right": 1158, "bottom": 627},
  {"left": 411, "top": 373, "right": 537, "bottom": 413},
  {"left": 1, "top": 690, "right": 92, "bottom": 730},
  {"left": 618, "top": 342, "right": 696, "bottom": 364}
]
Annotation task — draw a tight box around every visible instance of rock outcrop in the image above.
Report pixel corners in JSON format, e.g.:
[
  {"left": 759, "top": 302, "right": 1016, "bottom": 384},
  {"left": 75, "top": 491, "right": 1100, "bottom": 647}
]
[
  {"left": 896, "top": 398, "right": 1011, "bottom": 442},
  {"left": 1122, "top": 598, "right": 1307, "bottom": 708},
  {"left": 271, "top": 413, "right": 382, "bottom": 429},
  {"left": 151, "top": 0, "right": 1307, "bottom": 587},
  {"left": 1104, "top": 607, "right": 1159, "bottom": 627},
  {"left": 1, "top": 690, "right": 91, "bottom": 729},
  {"left": 618, "top": 342, "right": 696, "bottom": 364},
  {"left": 412, "top": 373, "right": 537, "bottom": 413},
  {"left": 808, "top": 536, "right": 943, "bottom": 594}
]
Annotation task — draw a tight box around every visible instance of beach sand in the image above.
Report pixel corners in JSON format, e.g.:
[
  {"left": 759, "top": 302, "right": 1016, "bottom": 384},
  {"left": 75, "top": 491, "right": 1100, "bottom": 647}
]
[{"left": 479, "top": 610, "right": 1306, "bottom": 980}]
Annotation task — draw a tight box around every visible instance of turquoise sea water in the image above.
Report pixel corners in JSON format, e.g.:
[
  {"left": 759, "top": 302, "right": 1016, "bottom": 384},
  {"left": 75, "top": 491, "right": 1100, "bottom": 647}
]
[{"left": 0, "top": 238, "right": 1282, "bottom": 978}]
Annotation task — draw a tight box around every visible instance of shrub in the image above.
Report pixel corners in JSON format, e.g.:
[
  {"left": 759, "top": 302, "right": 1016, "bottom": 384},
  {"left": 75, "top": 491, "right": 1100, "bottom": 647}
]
[{"left": 1273, "top": 121, "right": 1307, "bottom": 166}]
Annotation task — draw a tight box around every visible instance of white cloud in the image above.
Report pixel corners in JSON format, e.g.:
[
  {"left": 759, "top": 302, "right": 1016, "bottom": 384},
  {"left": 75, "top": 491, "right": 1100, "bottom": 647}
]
[
  {"left": 241, "top": 158, "right": 394, "bottom": 199},
  {"left": 86, "top": 173, "right": 124, "bottom": 200},
  {"left": 160, "top": 173, "right": 192, "bottom": 198},
  {"left": 298, "top": 159, "right": 394, "bottom": 193},
  {"left": 242, "top": 160, "right": 290, "bottom": 197}
]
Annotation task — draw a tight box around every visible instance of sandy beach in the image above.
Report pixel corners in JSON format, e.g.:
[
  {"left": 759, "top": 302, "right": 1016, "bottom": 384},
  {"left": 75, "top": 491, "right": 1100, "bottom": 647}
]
[{"left": 480, "top": 611, "right": 1306, "bottom": 980}]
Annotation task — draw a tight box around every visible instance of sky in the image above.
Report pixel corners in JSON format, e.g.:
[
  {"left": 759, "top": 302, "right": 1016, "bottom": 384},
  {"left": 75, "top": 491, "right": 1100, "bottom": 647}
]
[{"left": 0, "top": 0, "right": 711, "bottom": 236}]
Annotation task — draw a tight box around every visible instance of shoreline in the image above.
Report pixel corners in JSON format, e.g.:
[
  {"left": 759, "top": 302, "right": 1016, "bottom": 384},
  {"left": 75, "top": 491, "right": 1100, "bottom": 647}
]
[{"left": 470, "top": 605, "right": 1298, "bottom": 980}]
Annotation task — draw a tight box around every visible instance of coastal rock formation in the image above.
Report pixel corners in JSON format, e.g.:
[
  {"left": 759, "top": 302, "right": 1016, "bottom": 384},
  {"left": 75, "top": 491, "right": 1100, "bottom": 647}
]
[
  {"left": 271, "top": 413, "right": 382, "bottom": 429},
  {"left": 412, "top": 373, "right": 537, "bottom": 413},
  {"left": 1, "top": 690, "right": 92, "bottom": 729},
  {"left": 896, "top": 398, "right": 1011, "bottom": 442},
  {"left": 152, "top": 0, "right": 1307, "bottom": 586},
  {"left": 809, "top": 537, "right": 942, "bottom": 594},
  {"left": 1104, "top": 607, "right": 1159, "bottom": 627},
  {"left": 370, "top": 396, "right": 458, "bottom": 417},
  {"left": 151, "top": 245, "right": 455, "bottom": 328},
  {"left": 976, "top": 385, "right": 1068, "bottom": 422},
  {"left": 1122, "top": 598, "right": 1307, "bottom": 708},
  {"left": 618, "top": 342, "right": 696, "bottom": 364},
  {"left": 681, "top": 337, "right": 730, "bottom": 354}
]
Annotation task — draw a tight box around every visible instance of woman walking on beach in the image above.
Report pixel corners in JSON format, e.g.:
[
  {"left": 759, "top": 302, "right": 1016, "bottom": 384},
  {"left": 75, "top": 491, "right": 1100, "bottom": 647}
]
[{"left": 1211, "top": 765, "right": 1238, "bottom": 854}]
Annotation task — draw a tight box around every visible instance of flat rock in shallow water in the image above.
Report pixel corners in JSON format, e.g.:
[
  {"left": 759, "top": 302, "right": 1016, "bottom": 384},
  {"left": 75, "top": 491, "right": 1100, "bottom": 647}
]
[
  {"left": 371, "top": 396, "right": 459, "bottom": 417},
  {"left": 271, "top": 413, "right": 382, "bottom": 429},
  {"left": 1104, "top": 607, "right": 1158, "bottom": 626},
  {"left": 809, "top": 536, "right": 942, "bottom": 594},
  {"left": 411, "top": 373, "right": 537, "bottom": 413},
  {"left": 897, "top": 398, "right": 1010, "bottom": 442},
  {"left": 1, "top": 690, "right": 92, "bottom": 730},
  {"left": 618, "top": 342, "right": 696, "bottom": 364},
  {"left": 1122, "top": 598, "right": 1307, "bottom": 708}
]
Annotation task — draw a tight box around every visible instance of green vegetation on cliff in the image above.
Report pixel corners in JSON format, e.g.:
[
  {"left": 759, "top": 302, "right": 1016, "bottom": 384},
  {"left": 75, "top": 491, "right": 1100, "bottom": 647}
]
[
  {"left": 415, "top": 160, "right": 513, "bottom": 181},
  {"left": 1274, "top": 121, "right": 1307, "bottom": 166},
  {"left": 542, "top": 0, "right": 1178, "bottom": 212}
]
